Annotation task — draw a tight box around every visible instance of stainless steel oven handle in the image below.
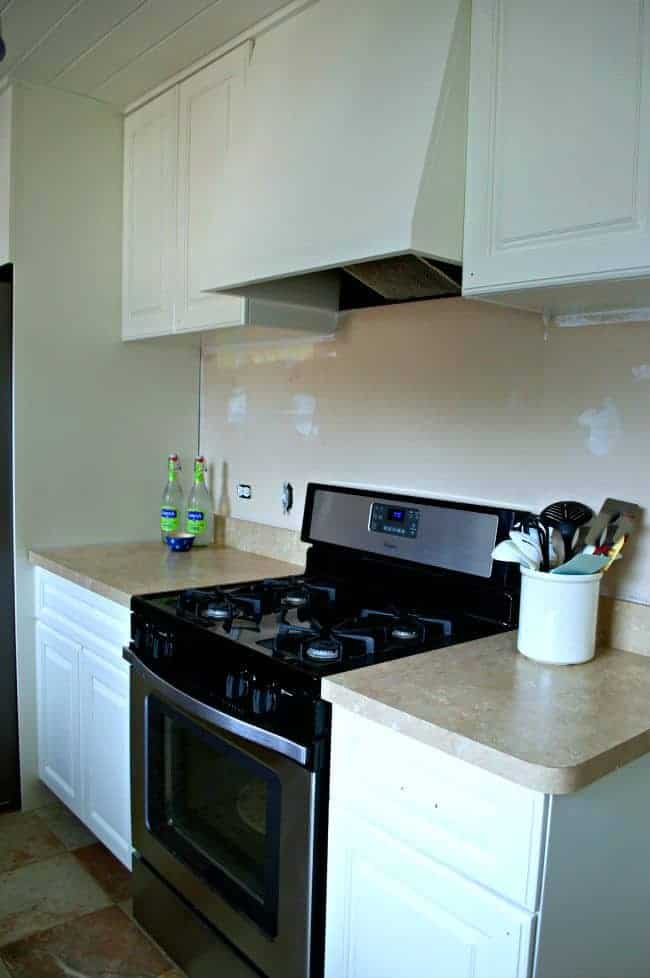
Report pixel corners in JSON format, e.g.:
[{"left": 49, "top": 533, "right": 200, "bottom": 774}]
[{"left": 124, "top": 648, "right": 310, "bottom": 767}]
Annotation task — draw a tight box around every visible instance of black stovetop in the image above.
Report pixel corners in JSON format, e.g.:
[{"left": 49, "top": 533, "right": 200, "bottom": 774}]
[{"left": 131, "top": 568, "right": 511, "bottom": 681}]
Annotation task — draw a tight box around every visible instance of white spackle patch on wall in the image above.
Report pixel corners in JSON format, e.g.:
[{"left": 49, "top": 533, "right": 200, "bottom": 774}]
[
  {"left": 291, "top": 393, "right": 318, "bottom": 438},
  {"left": 578, "top": 398, "right": 622, "bottom": 457},
  {"left": 227, "top": 388, "right": 248, "bottom": 424},
  {"left": 632, "top": 364, "right": 650, "bottom": 382}
]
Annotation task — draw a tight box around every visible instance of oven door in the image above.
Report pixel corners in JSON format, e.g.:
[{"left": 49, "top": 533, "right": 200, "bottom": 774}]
[{"left": 129, "top": 656, "right": 321, "bottom": 978}]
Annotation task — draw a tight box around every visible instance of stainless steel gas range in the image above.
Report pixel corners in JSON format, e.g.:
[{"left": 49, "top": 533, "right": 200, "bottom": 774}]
[{"left": 125, "top": 484, "right": 523, "bottom": 978}]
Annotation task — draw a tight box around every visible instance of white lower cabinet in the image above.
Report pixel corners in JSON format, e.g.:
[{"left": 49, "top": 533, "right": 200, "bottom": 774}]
[
  {"left": 36, "top": 623, "right": 81, "bottom": 815},
  {"left": 325, "top": 708, "right": 537, "bottom": 978},
  {"left": 326, "top": 806, "right": 534, "bottom": 978},
  {"left": 35, "top": 570, "right": 132, "bottom": 869},
  {"left": 80, "top": 645, "right": 131, "bottom": 868},
  {"left": 325, "top": 707, "right": 650, "bottom": 978}
]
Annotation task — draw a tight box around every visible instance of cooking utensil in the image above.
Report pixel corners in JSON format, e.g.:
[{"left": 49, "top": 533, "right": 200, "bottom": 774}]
[
  {"left": 491, "top": 539, "right": 538, "bottom": 570},
  {"left": 602, "top": 535, "right": 627, "bottom": 571},
  {"left": 509, "top": 530, "right": 543, "bottom": 566},
  {"left": 539, "top": 501, "right": 593, "bottom": 567},
  {"left": 551, "top": 553, "right": 610, "bottom": 575},
  {"left": 513, "top": 514, "right": 551, "bottom": 571}
]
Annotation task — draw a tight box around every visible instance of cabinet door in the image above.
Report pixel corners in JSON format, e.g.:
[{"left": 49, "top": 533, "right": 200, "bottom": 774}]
[
  {"left": 463, "top": 0, "right": 650, "bottom": 294},
  {"left": 36, "top": 623, "right": 81, "bottom": 814},
  {"left": 122, "top": 88, "right": 178, "bottom": 339},
  {"left": 325, "top": 806, "right": 533, "bottom": 978},
  {"left": 175, "top": 46, "right": 248, "bottom": 333},
  {"left": 80, "top": 645, "right": 132, "bottom": 869}
]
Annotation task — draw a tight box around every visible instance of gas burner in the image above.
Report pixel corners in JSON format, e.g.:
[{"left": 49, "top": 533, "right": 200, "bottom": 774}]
[
  {"left": 305, "top": 638, "right": 342, "bottom": 662},
  {"left": 391, "top": 624, "right": 419, "bottom": 642},
  {"left": 283, "top": 589, "right": 310, "bottom": 609},
  {"left": 204, "top": 601, "right": 232, "bottom": 621}
]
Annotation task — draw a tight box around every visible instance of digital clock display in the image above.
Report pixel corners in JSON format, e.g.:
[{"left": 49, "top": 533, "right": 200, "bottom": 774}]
[
  {"left": 386, "top": 508, "right": 405, "bottom": 523},
  {"left": 369, "top": 503, "right": 420, "bottom": 539}
]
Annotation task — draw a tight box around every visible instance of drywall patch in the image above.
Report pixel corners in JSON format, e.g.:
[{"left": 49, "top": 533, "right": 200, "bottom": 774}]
[
  {"left": 578, "top": 398, "right": 622, "bottom": 457},
  {"left": 632, "top": 364, "right": 650, "bottom": 382},
  {"left": 227, "top": 388, "right": 248, "bottom": 424},
  {"left": 292, "top": 393, "right": 318, "bottom": 438}
]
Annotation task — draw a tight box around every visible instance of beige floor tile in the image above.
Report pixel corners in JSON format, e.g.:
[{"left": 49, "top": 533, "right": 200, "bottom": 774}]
[
  {"left": 118, "top": 897, "right": 134, "bottom": 918},
  {"left": 0, "top": 812, "right": 64, "bottom": 874},
  {"left": 1, "top": 905, "right": 171, "bottom": 977},
  {"left": 0, "top": 957, "right": 11, "bottom": 977},
  {"left": 72, "top": 843, "right": 131, "bottom": 903},
  {"left": 33, "top": 802, "right": 96, "bottom": 851},
  {"left": 0, "top": 852, "right": 111, "bottom": 947}
]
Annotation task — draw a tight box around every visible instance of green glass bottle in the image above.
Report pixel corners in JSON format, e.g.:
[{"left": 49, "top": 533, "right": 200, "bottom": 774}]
[
  {"left": 185, "top": 456, "right": 213, "bottom": 546},
  {"left": 160, "top": 454, "right": 184, "bottom": 541}
]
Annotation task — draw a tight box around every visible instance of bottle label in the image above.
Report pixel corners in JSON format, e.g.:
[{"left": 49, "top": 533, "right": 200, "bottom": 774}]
[
  {"left": 186, "top": 509, "right": 206, "bottom": 535},
  {"left": 160, "top": 507, "right": 179, "bottom": 533}
]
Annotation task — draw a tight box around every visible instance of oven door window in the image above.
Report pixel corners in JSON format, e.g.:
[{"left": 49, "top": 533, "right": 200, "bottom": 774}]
[{"left": 146, "top": 696, "right": 281, "bottom": 936}]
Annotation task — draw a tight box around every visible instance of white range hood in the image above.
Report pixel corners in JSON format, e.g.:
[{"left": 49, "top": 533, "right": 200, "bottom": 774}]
[{"left": 205, "top": 0, "right": 470, "bottom": 329}]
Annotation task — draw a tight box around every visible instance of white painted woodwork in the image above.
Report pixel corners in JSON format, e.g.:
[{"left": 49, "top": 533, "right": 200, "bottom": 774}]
[
  {"left": 34, "top": 570, "right": 132, "bottom": 866},
  {"left": 204, "top": 0, "right": 469, "bottom": 293},
  {"left": 0, "top": 88, "right": 11, "bottom": 264},
  {"left": 330, "top": 708, "right": 546, "bottom": 910},
  {"left": 326, "top": 806, "right": 534, "bottom": 978},
  {"left": 326, "top": 706, "right": 650, "bottom": 978},
  {"left": 123, "top": 41, "right": 339, "bottom": 338},
  {"left": 80, "top": 645, "right": 132, "bottom": 869},
  {"left": 122, "top": 88, "right": 178, "bottom": 339},
  {"left": 175, "top": 46, "right": 248, "bottom": 333},
  {"left": 36, "top": 568, "right": 131, "bottom": 650},
  {"left": 36, "top": 623, "right": 81, "bottom": 815},
  {"left": 0, "top": 0, "right": 292, "bottom": 108},
  {"left": 463, "top": 0, "right": 650, "bottom": 318}
]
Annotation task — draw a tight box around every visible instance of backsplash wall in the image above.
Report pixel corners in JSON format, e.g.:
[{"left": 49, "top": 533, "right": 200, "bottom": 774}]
[{"left": 200, "top": 298, "right": 650, "bottom": 604}]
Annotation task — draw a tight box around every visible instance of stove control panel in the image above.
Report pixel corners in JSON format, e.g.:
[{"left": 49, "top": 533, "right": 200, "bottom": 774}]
[{"left": 369, "top": 503, "right": 420, "bottom": 539}]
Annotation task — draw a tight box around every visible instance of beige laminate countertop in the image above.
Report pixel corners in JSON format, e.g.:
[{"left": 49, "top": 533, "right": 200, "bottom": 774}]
[
  {"left": 322, "top": 632, "right": 650, "bottom": 795},
  {"left": 29, "top": 542, "right": 302, "bottom": 607}
]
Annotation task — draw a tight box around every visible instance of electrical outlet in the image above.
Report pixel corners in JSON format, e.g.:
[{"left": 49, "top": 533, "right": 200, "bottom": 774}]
[{"left": 237, "top": 483, "right": 252, "bottom": 500}]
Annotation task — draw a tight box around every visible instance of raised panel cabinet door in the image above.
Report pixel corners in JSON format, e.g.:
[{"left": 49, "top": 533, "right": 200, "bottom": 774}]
[
  {"left": 463, "top": 0, "right": 650, "bottom": 294},
  {"left": 122, "top": 88, "right": 178, "bottom": 339},
  {"left": 325, "top": 807, "right": 534, "bottom": 978},
  {"left": 80, "top": 646, "right": 132, "bottom": 869},
  {"left": 36, "top": 623, "right": 81, "bottom": 814},
  {"left": 175, "top": 45, "right": 248, "bottom": 332}
]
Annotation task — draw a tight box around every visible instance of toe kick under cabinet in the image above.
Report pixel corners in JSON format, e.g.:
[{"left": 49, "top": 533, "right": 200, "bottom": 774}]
[
  {"left": 35, "top": 568, "right": 132, "bottom": 869},
  {"left": 325, "top": 707, "right": 650, "bottom": 978}
]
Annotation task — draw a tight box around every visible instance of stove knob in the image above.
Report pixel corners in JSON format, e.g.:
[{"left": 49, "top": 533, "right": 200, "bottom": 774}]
[
  {"left": 225, "top": 668, "right": 251, "bottom": 702},
  {"left": 152, "top": 630, "right": 166, "bottom": 660},
  {"left": 163, "top": 633, "right": 176, "bottom": 658},
  {"left": 251, "top": 681, "right": 279, "bottom": 716}
]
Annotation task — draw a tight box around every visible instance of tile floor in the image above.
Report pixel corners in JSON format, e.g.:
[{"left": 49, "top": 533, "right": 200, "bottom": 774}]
[{"left": 0, "top": 794, "right": 186, "bottom": 978}]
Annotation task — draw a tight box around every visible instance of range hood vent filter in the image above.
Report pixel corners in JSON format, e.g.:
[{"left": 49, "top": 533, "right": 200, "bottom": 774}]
[{"left": 342, "top": 256, "right": 462, "bottom": 302}]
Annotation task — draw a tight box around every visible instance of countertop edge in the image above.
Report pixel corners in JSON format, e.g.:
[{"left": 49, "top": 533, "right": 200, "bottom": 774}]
[
  {"left": 321, "top": 679, "right": 650, "bottom": 795},
  {"left": 29, "top": 550, "right": 131, "bottom": 607}
]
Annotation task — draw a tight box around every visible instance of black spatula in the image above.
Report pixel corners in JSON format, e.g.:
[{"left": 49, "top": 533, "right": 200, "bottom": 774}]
[{"left": 539, "top": 501, "right": 593, "bottom": 569}]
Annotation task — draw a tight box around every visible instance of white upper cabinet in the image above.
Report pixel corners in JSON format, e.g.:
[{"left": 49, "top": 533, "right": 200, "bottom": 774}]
[
  {"left": 123, "top": 89, "right": 178, "bottom": 339},
  {"left": 0, "top": 87, "right": 12, "bottom": 265},
  {"left": 176, "top": 47, "right": 247, "bottom": 333},
  {"left": 122, "top": 47, "right": 249, "bottom": 341},
  {"left": 463, "top": 0, "right": 650, "bottom": 321}
]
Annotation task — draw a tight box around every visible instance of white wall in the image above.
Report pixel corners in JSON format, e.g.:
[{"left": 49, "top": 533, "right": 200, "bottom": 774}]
[
  {"left": 11, "top": 84, "right": 200, "bottom": 808},
  {"left": 201, "top": 298, "right": 650, "bottom": 604}
]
